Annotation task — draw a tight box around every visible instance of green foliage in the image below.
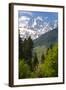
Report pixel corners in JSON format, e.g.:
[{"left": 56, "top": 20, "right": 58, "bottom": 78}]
[
  {"left": 19, "top": 32, "right": 58, "bottom": 78},
  {"left": 19, "top": 36, "right": 33, "bottom": 68},
  {"left": 35, "top": 64, "right": 45, "bottom": 78},
  {"left": 30, "top": 72, "right": 37, "bottom": 78},
  {"left": 43, "top": 43, "right": 58, "bottom": 77},
  {"left": 34, "top": 43, "right": 58, "bottom": 77},
  {"left": 19, "top": 59, "right": 31, "bottom": 79}
]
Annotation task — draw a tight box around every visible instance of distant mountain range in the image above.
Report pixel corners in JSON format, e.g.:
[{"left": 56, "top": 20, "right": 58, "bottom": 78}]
[
  {"left": 19, "top": 16, "right": 58, "bottom": 40},
  {"left": 34, "top": 28, "right": 58, "bottom": 48}
]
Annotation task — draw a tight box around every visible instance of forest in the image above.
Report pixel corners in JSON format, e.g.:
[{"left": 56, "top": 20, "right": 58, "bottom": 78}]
[{"left": 19, "top": 34, "right": 58, "bottom": 79}]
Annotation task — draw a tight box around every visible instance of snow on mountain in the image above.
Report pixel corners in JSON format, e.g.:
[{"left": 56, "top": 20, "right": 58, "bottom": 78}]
[
  {"left": 19, "top": 16, "right": 58, "bottom": 40},
  {"left": 19, "top": 27, "right": 39, "bottom": 40},
  {"left": 19, "top": 16, "right": 30, "bottom": 28}
]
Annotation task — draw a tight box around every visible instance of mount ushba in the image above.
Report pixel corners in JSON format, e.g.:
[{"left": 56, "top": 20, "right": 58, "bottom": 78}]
[{"left": 19, "top": 16, "right": 58, "bottom": 40}]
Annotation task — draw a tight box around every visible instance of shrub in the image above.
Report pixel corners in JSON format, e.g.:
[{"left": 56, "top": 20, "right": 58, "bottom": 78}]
[
  {"left": 35, "top": 64, "right": 45, "bottom": 78},
  {"left": 19, "top": 59, "right": 31, "bottom": 79},
  {"left": 30, "top": 72, "right": 37, "bottom": 78}
]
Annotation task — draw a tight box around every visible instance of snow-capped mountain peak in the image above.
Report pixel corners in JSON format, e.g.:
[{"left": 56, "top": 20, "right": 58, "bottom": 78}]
[
  {"left": 19, "top": 27, "right": 39, "bottom": 40},
  {"left": 19, "top": 15, "right": 58, "bottom": 40}
]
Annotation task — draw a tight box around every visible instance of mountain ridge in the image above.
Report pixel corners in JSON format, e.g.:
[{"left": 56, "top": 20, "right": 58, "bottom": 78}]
[
  {"left": 34, "top": 28, "right": 58, "bottom": 48},
  {"left": 19, "top": 16, "right": 58, "bottom": 40}
]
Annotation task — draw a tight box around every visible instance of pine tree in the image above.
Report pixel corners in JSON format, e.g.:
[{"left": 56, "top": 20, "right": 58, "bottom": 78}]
[
  {"left": 23, "top": 38, "right": 27, "bottom": 60},
  {"left": 50, "top": 44, "right": 53, "bottom": 49},
  {"left": 27, "top": 36, "right": 33, "bottom": 60},
  {"left": 23, "top": 36, "right": 33, "bottom": 67},
  {"left": 41, "top": 53, "right": 45, "bottom": 63},
  {"left": 33, "top": 52, "right": 38, "bottom": 69},
  {"left": 19, "top": 33, "right": 24, "bottom": 59},
  {"left": 46, "top": 47, "right": 49, "bottom": 55}
]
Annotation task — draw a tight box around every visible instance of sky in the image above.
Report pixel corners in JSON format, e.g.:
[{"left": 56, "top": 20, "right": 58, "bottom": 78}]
[{"left": 18, "top": 10, "right": 58, "bottom": 29}]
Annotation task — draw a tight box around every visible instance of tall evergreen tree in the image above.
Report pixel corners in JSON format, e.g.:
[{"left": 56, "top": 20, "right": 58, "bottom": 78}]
[
  {"left": 19, "top": 33, "right": 24, "bottom": 59},
  {"left": 33, "top": 52, "right": 38, "bottom": 69},
  {"left": 27, "top": 36, "right": 33, "bottom": 60},
  {"left": 23, "top": 38, "right": 27, "bottom": 60},
  {"left": 23, "top": 36, "right": 33, "bottom": 66},
  {"left": 41, "top": 53, "right": 45, "bottom": 63},
  {"left": 50, "top": 44, "right": 53, "bottom": 49},
  {"left": 46, "top": 47, "right": 49, "bottom": 55}
]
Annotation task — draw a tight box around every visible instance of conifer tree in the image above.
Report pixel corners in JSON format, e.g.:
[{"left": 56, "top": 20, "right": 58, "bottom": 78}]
[
  {"left": 19, "top": 33, "right": 24, "bottom": 59},
  {"left": 23, "top": 36, "right": 33, "bottom": 66},
  {"left": 33, "top": 52, "right": 38, "bottom": 69},
  {"left": 41, "top": 53, "right": 45, "bottom": 63}
]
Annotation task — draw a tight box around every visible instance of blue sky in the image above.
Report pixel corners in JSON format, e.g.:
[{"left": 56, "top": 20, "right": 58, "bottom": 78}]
[
  {"left": 18, "top": 10, "right": 58, "bottom": 29},
  {"left": 19, "top": 10, "right": 58, "bottom": 21}
]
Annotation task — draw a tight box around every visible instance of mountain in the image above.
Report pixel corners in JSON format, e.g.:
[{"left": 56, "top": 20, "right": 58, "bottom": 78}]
[
  {"left": 19, "top": 25, "right": 56, "bottom": 40},
  {"left": 19, "top": 16, "right": 58, "bottom": 40},
  {"left": 34, "top": 28, "right": 58, "bottom": 48},
  {"left": 19, "top": 27, "right": 39, "bottom": 40}
]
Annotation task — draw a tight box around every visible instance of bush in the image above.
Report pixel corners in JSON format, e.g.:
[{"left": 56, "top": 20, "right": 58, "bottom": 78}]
[
  {"left": 19, "top": 59, "right": 31, "bottom": 79},
  {"left": 35, "top": 64, "right": 45, "bottom": 78},
  {"left": 30, "top": 72, "right": 37, "bottom": 78}
]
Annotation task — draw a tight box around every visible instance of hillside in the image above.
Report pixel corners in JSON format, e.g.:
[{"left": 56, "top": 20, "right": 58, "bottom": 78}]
[{"left": 34, "top": 28, "right": 58, "bottom": 48}]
